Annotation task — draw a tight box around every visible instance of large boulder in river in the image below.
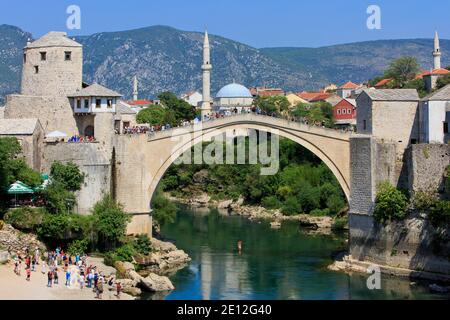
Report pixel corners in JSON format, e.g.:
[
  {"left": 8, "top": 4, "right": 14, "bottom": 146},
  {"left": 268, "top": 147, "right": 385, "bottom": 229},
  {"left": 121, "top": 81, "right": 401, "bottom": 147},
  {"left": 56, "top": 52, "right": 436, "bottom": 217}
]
[{"left": 140, "top": 273, "right": 174, "bottom": 292}]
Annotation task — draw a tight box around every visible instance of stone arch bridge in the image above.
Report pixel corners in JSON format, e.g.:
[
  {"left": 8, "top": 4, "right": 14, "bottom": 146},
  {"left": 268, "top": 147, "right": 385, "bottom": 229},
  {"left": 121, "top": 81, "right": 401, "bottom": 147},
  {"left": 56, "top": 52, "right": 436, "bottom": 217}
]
[{"left": 113, "top": 113, "right": 352, "bottom": 235}]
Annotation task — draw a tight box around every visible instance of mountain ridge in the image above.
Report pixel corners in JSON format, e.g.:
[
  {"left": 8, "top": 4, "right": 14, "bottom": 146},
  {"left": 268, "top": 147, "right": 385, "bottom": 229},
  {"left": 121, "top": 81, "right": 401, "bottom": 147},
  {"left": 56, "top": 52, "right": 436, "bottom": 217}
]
[{"left": 0, "top": 24, "right": 449, "bottom": 104}]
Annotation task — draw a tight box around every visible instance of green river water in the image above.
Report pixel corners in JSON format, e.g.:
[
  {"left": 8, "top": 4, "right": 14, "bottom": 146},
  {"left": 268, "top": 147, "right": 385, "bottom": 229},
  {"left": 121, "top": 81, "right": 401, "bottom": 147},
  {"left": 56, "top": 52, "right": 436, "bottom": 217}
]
[{"left": 148, "top": 206, "right": 449, "bottom": 300}]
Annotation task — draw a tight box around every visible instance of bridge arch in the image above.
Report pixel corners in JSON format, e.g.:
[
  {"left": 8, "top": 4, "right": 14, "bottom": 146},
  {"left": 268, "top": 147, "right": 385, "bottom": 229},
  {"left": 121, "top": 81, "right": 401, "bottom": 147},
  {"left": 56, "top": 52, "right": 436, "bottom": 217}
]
[{"left": 114, "top": 114, "right": 351, "bottom": 234}]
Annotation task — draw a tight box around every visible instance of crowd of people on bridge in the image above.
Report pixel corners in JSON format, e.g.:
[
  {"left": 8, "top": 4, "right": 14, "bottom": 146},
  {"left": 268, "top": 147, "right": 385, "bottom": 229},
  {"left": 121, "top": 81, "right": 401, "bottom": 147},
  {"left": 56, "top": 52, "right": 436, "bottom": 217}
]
[
  {"left": 11, "top": 245, "right": 123, "bottom": 299},
  {"left": 68, "top": 135, "right": 96, "bottom": 143},
  {"left": 116, "top": 106, "right": 353, "bottom": 137}
]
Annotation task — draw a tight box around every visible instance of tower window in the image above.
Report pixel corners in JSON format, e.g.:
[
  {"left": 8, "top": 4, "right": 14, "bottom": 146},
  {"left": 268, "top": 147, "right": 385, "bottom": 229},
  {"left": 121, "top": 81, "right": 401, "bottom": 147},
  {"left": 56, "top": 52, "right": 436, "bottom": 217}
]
[
  {"left": 76, "top": 99, "right": 81, "bottom": 109},
  {"left": 23, "top": 53, "right": 27, "bottom": 63},
  {"left": 34, "top": 66, "right": 39, "bottom": 74},
  {"left": 84, "top": 99, "right": 89, "bottom": 109},
  {"left": 363, "top": 120, "right": 367, "bottom": 130},
  {"left": 107, "top": 99, "right": 113, "bottom": 108},
  {"left": 40, "top": 52, "right": 47, "bottom": 61},
  {"left": 65, "top": 51, "right": 72, "bottom": 61},
  {"left": 96, "top": 99, "right": 101, "bottom": 108},
  {"left": 444, "top": 122, "right": 449, "bottom": 134}
]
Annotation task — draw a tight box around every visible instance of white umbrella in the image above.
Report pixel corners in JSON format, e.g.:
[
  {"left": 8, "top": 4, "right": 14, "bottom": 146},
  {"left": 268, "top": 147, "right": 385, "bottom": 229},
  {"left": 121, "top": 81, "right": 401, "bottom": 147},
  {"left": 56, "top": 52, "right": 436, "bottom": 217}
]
[{"left": 46, "top": 131, "right": 67, "bottom": 139}]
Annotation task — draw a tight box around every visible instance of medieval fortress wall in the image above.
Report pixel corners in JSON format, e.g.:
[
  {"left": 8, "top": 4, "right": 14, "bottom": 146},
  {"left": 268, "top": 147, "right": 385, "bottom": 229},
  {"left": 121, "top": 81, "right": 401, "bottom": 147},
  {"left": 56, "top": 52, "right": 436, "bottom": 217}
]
[{"left": 349, "top": 137, "right": 450, "bottom": 275}]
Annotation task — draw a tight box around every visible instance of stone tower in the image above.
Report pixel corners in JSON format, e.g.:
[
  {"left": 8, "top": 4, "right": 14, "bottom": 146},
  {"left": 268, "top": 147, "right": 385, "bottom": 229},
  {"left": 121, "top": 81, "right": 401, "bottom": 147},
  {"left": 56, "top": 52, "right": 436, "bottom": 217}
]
[
  {"left": 200, "top": 30, "right": 212, "bottom": 118},
  {"left": 21, "top": 31, "right": 83, "bottom": 97},
  {"left": 433, "top": 31, "right": 441, "bottom": 70},
  {"left": 133, "top": 75, "right": 138, "bottom": 101}
]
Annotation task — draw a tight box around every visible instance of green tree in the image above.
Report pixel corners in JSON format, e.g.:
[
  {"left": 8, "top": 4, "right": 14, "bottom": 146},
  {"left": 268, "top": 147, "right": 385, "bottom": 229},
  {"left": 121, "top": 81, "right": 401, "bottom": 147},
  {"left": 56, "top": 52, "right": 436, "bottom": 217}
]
[
  {"left": 403, "top": 78, "right": 427, "bottom": 98},
  {"left": 92, "top": 194, "right": 130, "bottom": 249},
  {"left": 291, "top": 103, "right": 310, "bottom": 118},
  {"left": 136, "top": 105, "right": 168, "bottom": 126},
  {"left": 50, "top": 161, "right": 85, "bottom": 192},
  {"left": 0, "top": 137, "right": 42, "bottom": 191},
  {"left": 151, "top": 189, "right": 177, "bottom": 225},
  {"left": 436, "top": 74, "right": 450, "bottom": 90},
  {"left": 158, "top": 91, "right": 196, "bottom": 121},
  {"left": 42, "top": 180, "right": 76, "bottom": 214},
  {"left": 384, "top": 56, "right": 420, "bottom": 86},
  {"left": 374, "top": 182, "right": 408, "bottom": 222}
]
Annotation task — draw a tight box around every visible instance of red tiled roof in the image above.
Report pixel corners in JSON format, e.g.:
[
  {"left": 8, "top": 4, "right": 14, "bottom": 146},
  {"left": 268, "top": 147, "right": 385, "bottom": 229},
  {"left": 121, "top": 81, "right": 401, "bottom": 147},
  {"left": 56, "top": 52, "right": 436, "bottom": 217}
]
[
  {"left": 418, "top": 68, "right": 450, "bottom": 78},
  {"left": 258, "top": 90, "right": 285, "bottom": 97},
  {"left": 340, "top": 81, "right": 359, "bottom": 89},
  {"left": 126, "top": 100, "right": 153, "bottom": 106},
  {"left": 296, "top": 92, "right": 323, "bottom": 101},
  {"left": 374, "top": 78, "right": 393, "bottom": 88},
  {"left": 431, "top": 68, "right": 450, "bottom": 75},
  {"left": 309, "top": 93, "right": 332, "bottom": 102}
]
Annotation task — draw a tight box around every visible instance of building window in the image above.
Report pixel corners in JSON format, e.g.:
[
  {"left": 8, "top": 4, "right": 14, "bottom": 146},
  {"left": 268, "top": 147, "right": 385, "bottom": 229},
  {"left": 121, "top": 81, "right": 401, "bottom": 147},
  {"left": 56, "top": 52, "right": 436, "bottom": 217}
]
[
  {"left": 107, "top": 99, "right": 113, "bottom": 108},
  {"left": 348, "top": 109, "right": 351, "bottom": 114},
  {"left": 76, "top": 99, "right": 81, "bottom": 109},
  {"left": 84, "top": 99, "right": 89, "bottom": 109},
  {"left": 96, "top": 99, "right": 101, "bottom": 108},
  {"left": 34, "top": 66, "right": 39, "bottom": 74},
  {"left": 23, "top": 53, "right": 27, "bottom": 63},
  {"left": 444, "top": 122, "right": 449, "bottom": 134},
  {"left": 342, "top": 109, "right": 346, "bottom": 114},
  {"left": 363, "top": 120, "right": 367, "bottom": 130},
  {"left": 40, "top": 52, "right": 47, "bottom": 61},
  {"left": 337, "top": 109, "right": 341, "bottom": 115},
  {"left": 65, "top": 51, "right": 72, "bottom": 61}
]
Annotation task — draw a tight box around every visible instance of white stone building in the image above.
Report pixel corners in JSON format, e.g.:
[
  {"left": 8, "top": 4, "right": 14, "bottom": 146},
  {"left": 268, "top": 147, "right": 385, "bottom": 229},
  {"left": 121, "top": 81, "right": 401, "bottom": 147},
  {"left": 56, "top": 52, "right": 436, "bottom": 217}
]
[
  {"left": 420, "top": 84, "right": 450, "bottom": 144},
  {"left": 181, "top": 91, "right": 203, "bottom": 107},
  {"left": 356, "top": 89, "right": 420, "bottom": 155}
]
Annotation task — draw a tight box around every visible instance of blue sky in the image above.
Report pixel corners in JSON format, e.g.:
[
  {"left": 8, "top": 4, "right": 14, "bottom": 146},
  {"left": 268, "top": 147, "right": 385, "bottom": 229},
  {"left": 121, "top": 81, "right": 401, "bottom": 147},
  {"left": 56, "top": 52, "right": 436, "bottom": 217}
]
[{"left": 0, "top": 0, "right": 449, "bottom": 48}]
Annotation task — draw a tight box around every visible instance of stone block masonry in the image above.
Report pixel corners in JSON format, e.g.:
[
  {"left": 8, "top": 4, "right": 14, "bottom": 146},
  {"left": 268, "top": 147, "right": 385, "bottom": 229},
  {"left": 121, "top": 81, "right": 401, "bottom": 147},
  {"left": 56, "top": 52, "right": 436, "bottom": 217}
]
[
  {"left": 42, "top": 143, "right": 112, "bottom": 215},
  {"left": 406, "top": 144, "right": 450, "bottom": 194}
]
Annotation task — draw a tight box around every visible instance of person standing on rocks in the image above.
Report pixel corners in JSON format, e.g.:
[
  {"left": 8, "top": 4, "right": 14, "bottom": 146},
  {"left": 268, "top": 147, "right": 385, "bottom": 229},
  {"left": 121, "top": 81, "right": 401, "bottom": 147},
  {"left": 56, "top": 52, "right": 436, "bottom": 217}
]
[{"left": 115, "top": 281, "right": 122, "bottom": 299}]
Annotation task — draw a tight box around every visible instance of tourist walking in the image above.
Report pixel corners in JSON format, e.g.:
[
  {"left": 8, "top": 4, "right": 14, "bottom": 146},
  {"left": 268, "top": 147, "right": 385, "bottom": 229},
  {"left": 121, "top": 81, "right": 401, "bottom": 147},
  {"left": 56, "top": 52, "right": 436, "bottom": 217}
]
[
  {"left": 31, "top": 257, "right": 36, "bottom": 272},
  {"left": 53, "top": 268, "right": 59, "bottom": 284},
  {"left": 65, "top": 269, "right": 71, "bottom": 286},
  {"left": 41, "top": 261, "right": 47, "bottom": 274},
  {"left": 96, "top": 278, "right": 104, "bottom": 299},
  {"left": 26, "top": 267, "right": 31, "bottom": 281},
  {"left": 47, "top": 271, "right": 53, "bottom": 287},
  {"left": 34, "top": 247, "right": 40, "bottom": 265}
]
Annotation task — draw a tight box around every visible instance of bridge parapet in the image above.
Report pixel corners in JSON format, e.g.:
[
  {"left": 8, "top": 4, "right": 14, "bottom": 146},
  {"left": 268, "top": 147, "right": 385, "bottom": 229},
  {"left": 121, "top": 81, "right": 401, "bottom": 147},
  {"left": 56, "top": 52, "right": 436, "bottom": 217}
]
[{"left": 145, "top": 113, "right": 352, "bottom": 142}]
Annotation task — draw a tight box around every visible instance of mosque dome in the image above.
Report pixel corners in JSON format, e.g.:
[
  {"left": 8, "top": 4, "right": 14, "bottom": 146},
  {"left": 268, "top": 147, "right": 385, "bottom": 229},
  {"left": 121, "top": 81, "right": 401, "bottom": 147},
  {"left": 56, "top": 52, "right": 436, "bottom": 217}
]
[{"left": 216, "top": 83, "right": 252, "bottom": 98}]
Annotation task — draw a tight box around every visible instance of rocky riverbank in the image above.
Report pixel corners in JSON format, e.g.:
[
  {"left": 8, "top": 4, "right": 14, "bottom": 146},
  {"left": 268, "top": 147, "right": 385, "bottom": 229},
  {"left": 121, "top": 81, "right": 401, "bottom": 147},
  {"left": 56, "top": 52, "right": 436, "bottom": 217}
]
[
  {"left": 112, "top": 237, "right": 191, "bottom": 297},
  {"left": 166, "top": 192, "right": 344, "bottom": 235},
  {"left": 328, "top": 254, "right": 450, "bottom": 285}
]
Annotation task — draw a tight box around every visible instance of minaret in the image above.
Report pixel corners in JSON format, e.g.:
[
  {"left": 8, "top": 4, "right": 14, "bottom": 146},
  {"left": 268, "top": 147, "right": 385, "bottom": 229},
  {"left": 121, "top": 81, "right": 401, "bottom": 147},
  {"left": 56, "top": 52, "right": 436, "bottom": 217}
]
[
  {"left": 133, "top": 75, "right": 138, "bottom": 101},
  {"left": 200, "top": 30, "right": 212, "bottom": 118},
  {"left": 433, "top": 31, "right": 441, "bottom": 70}
]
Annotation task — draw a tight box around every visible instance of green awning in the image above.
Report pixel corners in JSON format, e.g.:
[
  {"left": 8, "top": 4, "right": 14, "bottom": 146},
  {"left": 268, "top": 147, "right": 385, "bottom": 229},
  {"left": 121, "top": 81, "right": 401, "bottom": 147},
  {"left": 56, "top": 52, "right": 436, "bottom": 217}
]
[{"left": 7, "top": 181, "right": 34, "bottom": 194}]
